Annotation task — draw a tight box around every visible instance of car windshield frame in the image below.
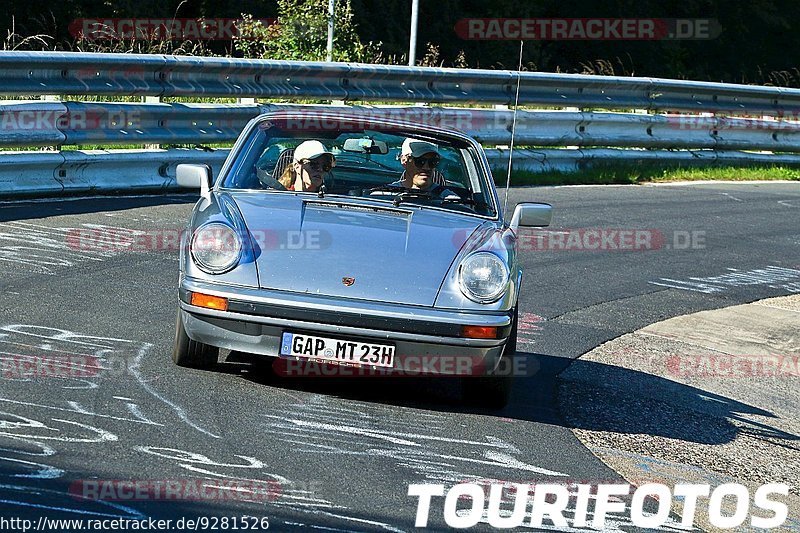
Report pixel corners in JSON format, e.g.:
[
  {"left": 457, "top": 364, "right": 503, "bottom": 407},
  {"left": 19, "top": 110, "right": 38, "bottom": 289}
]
[{"left": 216, "top": 114, "right": 501, "bottom": 220}]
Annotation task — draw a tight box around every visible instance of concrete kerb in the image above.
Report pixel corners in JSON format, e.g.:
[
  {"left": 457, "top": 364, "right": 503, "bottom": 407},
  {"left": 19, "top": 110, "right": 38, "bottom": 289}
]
[{"left": 558, "top": 294, "right": 800, "bottom": 532}]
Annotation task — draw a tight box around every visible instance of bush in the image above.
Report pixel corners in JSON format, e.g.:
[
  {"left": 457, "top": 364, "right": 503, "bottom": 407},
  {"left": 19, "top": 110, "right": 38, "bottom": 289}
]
[{"left": 235, "top": 0, "right": 381, "bottom": 62}]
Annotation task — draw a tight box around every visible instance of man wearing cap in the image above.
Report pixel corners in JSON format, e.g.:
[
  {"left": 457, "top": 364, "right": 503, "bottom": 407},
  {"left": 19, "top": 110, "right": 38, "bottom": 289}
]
[
  {"left": 278, "top": 140, "right": 336, "bottom": 192},
  {"left": 379, "top": 138, "right": 459, "bottom": 204},
  {"left": 392, "top": 138, "right": 448, "bottom": 192}
]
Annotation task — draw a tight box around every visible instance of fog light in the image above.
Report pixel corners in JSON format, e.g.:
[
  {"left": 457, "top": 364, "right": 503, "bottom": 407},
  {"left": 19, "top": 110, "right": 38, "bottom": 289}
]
[
  {"left": 461, "top": 325, "right": 497, "bottom": 339},
  {"left": 190, "top": 292, "right": 228, "bottom": 311}
]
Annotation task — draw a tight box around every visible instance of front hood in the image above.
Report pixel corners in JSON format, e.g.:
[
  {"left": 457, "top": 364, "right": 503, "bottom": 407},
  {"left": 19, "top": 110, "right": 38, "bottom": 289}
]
[{"left": 230, "top": 192, "right": 487, "bottom": 306}]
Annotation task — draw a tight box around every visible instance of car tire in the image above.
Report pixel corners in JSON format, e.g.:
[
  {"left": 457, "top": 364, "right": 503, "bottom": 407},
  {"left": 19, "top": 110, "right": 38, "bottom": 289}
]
[
  {"left": 172, "top": 309, "right": 219, "bottom": 369},
  {"left": 462, "top": 307, "right": 517, "bottom": 409}
]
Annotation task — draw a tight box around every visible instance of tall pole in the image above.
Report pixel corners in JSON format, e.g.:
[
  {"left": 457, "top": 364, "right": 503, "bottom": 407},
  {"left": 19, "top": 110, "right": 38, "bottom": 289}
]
[
  {"left": 326, "top": 0, "right": 335, "bottom": 62},
  {"left": 408, "top": 0, "right": 418, "bottom": 66}
]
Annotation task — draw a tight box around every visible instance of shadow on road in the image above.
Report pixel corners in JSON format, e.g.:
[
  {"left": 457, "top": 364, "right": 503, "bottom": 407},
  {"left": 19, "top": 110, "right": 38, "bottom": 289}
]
[
  {"left": 219, "top": 349, "right": 797, "bottom": 447},
  {"left": 559, "top": 355, "right": 799, "bottom": 447},
  {"left": 0, "top": 193, "right": 197, "bottom": 222}
]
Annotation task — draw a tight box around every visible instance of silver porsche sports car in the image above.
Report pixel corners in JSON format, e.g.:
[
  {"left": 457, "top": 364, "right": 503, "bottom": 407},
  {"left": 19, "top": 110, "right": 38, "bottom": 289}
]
[{"left": 173, "top": 110, "right": 552, "bottom": 407}]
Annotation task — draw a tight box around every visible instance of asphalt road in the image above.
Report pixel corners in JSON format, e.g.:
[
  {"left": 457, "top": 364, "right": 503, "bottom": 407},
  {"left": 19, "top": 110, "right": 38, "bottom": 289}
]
[{"left": 0, "top": 182, "right": 797, "bottom": 532}]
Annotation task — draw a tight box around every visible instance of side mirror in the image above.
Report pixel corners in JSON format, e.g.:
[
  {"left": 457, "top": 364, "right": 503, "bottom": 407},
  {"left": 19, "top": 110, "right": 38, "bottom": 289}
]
[
  {"left": 509, "top": 202, "right": 552, "bottom": 232},
  {"left": 177, "top": 164, "right": 212, "bottom": 198}
]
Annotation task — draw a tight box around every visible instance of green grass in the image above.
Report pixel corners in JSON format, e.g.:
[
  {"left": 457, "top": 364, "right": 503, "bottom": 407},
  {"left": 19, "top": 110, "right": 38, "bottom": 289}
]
[{"left": 497, "top": 165, "right": 800, "bottom": 187}]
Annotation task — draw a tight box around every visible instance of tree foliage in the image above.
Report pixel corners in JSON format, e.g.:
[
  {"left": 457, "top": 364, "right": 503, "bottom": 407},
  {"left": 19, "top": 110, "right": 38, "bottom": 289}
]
[{"left": 234, "top": 0, "right": 381, "bottom": 62}]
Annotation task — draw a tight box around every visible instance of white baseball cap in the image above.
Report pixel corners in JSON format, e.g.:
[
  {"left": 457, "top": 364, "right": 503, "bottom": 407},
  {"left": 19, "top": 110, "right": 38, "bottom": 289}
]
[
  {"left": 401, "top": 138, "right": 439, "bottom": 158},
  {"left": 293, "top": 140, "right": 333, "bottom": 163}
]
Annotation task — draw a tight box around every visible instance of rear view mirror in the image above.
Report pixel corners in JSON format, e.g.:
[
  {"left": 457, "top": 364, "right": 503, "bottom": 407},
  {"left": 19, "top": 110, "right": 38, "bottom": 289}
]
[
  {"left": 509, "top": 202, "right": 552, "bottom": 232},
  {"left": 342, "top": 138, "right": 389, "bottom": 154},
  {"left": 177, "top": 164, "right": 212, "bottom": 199}
]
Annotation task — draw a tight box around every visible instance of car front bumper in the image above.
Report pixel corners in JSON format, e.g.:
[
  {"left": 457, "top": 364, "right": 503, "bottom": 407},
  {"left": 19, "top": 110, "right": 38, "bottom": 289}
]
[{"left": 179, "top": 277, "right": 513, "bottom": 376}]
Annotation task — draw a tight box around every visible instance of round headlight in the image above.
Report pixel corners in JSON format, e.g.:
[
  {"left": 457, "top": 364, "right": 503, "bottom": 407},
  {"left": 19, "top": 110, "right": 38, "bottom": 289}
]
[
  {"left": 191, "top": 223, "right": 242, "bottom": 274},
  {"left": 458, "top": 252, "right": 510, "bottom": 303}
]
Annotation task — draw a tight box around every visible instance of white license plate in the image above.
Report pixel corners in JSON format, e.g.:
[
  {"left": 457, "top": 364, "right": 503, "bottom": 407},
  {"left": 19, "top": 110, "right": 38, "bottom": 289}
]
[{"left": 280, "top": 332, "right": 395, "bottom": 368}]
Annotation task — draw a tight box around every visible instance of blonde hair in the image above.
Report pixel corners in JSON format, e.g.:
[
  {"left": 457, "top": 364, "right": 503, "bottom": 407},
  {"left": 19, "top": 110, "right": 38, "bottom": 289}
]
[{"left": 278, "top": 164, "right": 296, "bottom": 189}]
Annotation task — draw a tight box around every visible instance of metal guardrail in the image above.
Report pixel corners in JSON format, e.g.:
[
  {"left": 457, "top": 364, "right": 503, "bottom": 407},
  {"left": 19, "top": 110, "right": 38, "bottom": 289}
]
[
  {"left": 0, "top": 149, "right": 228, "bottom": 196},
  {"left": 0, "top": 101, "right": 260, "bottom": 147},
  {"left": 3, "top": 147, "right": 798, "bottom": 197},
  {"left": 2, "top": 52, "right": 800, "bottom": 197},
  {"left": 3, "top": 101, "right": 800, "bottom": 152},
  {"left": 3, "top": 51, "right": 800, "bottom": 115},
  {"left": 491, "top": 148, "right": 800, "bottom": 173}
]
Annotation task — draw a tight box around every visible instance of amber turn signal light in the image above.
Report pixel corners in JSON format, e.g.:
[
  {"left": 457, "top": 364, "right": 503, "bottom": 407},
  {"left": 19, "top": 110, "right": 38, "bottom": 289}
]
[
  {"left": 461, "top": 325, "right": 497, "bottom": 339},
  {"left": 190, "top": 291, "right": 228, "bottom": 311}
]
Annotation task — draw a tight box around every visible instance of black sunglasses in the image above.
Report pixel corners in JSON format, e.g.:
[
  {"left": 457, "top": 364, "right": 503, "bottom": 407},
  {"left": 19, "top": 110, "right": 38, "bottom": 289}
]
[
  {"left": 411, "top": 155, "right": 440, "bottom": 168},
  {"left": 300, "top": 158, "right": 333, "bottom": 172}
]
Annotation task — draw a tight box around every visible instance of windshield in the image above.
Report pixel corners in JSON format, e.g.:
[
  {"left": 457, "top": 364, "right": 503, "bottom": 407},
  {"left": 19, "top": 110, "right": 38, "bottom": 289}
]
[{"left": 221, "top": 116, "right": 498, "bottom": 217}]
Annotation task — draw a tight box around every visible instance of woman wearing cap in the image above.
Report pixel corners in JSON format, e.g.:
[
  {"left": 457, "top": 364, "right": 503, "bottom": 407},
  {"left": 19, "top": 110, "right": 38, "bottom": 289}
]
[{"left": 279, "top": 140, "right": 336, "bottom": 192}]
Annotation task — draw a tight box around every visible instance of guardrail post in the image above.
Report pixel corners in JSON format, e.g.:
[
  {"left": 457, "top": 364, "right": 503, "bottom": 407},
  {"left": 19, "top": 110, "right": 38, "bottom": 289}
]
[
  {"left": 493, "top": 105, "right": 510, "bottom": 150},
  {"left": 143, "top": 96, "right": 161, "bottom": 149}
]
